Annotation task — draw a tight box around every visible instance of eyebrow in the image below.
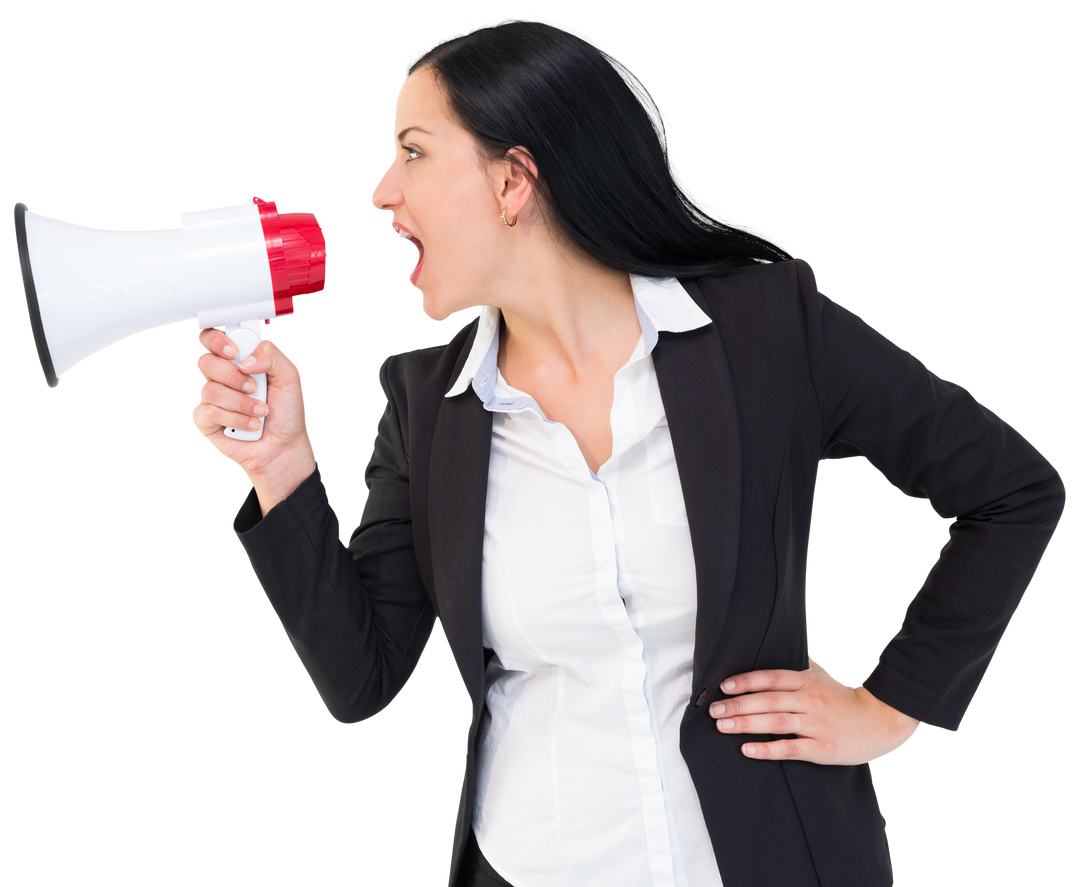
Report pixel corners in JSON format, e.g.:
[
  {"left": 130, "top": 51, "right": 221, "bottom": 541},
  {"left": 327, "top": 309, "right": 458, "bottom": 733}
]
[{"left": 397, "top": 126, "right": 434, "bottom": 142}]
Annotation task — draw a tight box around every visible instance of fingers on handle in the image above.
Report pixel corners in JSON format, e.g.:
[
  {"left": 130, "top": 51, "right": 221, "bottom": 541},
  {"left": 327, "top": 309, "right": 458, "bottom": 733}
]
[
  {"left": 196, "top": 326, "right": 223, "bottom": 352},
  {"left": 190, "top": 399, "right": 219, "bottom": 438},
  {"left": 195, "top": 326, "right": 237, "bottom": 365}
]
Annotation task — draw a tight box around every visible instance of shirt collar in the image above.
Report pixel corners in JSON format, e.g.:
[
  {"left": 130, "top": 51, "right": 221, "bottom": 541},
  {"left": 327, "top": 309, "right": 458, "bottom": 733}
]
[{"left": 444, "top": 276, "right": 710, "bottom": 398}]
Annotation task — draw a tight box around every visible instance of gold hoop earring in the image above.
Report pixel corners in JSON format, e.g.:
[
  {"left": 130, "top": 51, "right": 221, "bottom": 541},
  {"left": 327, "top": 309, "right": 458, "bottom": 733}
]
[{"left": 501, "top": 208, "right": 517, "bottom": 228}]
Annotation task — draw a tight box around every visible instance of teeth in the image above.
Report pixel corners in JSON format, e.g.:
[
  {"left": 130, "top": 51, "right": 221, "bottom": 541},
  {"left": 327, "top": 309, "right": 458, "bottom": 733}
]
[{"left": 394, "top": 225, "right": 414, "bottom": 240}]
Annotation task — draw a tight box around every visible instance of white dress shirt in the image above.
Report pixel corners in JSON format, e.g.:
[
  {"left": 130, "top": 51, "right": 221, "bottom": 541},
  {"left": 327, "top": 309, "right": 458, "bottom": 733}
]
[{"left": 445, "top": 276, "right": 724, "bottom": 887}]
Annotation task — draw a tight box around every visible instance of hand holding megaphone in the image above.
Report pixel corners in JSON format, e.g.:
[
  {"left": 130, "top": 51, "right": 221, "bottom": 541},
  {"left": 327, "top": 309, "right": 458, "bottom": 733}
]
[
  {"left": 15, "top": 197, "right": 326, "bottom": 442},
  {"left": 194, "top": 326, "right": 316, "bottom": 511}
]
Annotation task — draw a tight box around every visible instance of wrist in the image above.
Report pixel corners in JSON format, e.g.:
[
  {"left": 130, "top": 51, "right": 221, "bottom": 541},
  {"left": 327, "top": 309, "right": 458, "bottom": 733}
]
[
  {"left": 856, "top": 686, "right": 920, "bottom": 738},
  {"left": 248, "top": 443, "right": 317, "bottom": 516}
]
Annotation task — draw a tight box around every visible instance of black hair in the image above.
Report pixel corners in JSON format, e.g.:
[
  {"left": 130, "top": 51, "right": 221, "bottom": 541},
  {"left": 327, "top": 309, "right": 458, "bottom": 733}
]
[{"left": 410, "top": 21, "right": 791, "bottom": 277}]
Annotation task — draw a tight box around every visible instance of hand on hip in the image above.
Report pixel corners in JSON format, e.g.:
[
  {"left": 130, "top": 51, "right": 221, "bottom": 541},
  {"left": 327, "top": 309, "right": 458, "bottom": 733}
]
[{"left": 709, "top": 659, "right": 919, "bottom": 765}]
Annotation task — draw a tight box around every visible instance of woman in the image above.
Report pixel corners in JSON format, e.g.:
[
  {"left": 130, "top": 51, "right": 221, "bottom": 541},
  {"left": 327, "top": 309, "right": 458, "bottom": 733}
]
[{"left": 194, "top": 22, "right": 1062, "bottom": 887}]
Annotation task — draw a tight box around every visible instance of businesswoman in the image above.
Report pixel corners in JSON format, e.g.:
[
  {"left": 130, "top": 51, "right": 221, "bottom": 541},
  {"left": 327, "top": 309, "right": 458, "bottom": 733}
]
[{"left": 193, "top": 21, "right": 1063, "bottom": 887}]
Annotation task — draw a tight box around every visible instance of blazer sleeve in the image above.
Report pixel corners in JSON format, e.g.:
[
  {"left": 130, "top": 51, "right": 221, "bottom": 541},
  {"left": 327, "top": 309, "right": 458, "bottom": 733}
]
[
  {"left": 234, "top": 356, "right": 436, "bottom": 723},
  {"left": 798, "top": 260, "right": 1065, "bottom": 730}
]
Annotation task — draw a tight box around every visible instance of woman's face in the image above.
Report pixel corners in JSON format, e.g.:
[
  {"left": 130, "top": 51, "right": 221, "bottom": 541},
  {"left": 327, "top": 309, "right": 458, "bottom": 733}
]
[{"left": 372, "top": 67, "right": 510, "bottom": 320}]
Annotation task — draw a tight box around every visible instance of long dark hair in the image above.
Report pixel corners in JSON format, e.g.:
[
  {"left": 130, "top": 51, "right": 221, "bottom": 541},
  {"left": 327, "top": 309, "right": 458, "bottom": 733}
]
[{"left": 410, "top": 21, "right": 791, "bottom": 277}]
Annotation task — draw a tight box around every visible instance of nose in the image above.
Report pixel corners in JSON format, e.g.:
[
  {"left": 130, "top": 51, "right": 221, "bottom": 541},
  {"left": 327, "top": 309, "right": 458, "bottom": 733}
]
[{"left": 372, "top": 163, "right": 402, "bottom": 211}]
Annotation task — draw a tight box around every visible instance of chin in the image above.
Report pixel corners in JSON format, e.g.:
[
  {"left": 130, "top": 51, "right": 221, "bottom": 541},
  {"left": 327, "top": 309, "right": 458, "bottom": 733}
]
[
  {"left": 419, "top": 306, "right": 449, "bottom": 324},
  {"left": 421, "top": 291, "right": 456, "bottom": 322},
  {"left": 419, "top": 291, "right": 453, "bottom": 324}
]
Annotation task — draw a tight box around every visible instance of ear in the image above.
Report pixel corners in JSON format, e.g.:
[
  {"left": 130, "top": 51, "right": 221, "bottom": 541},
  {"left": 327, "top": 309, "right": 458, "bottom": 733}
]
[{"left": 493, "top": 147, "right": 539, "bottom": 221}]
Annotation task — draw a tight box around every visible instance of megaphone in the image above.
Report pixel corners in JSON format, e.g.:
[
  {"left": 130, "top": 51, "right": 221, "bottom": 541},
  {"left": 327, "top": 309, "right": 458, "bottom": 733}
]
[{"left": 14, "top": 197, "right": 325, "bottom": 440}]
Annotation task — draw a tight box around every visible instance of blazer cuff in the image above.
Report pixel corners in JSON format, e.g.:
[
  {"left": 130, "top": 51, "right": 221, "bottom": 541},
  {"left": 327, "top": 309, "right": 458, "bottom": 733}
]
[{"left": 233, "top": 465, "right": 325, "bottom": 538}]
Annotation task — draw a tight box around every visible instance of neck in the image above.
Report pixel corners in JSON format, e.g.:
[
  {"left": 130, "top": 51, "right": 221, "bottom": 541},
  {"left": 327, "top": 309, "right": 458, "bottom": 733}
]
[
  {"left": 494, "top": 221, "right": 643, "bottom": 380},
  {"left": 496, "top": 264, "right": 639, "bottom": 386}
]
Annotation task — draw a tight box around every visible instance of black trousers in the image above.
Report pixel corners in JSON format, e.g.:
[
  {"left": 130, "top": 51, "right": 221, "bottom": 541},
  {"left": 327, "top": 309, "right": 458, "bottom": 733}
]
[{"left": 459, "top": 831, "right": 515, "bottom": 887}]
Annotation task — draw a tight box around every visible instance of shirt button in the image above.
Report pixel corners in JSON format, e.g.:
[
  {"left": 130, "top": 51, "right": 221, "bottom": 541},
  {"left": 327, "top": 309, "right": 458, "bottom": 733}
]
[{"left": 694, "top": 688, "right": 708, "bottom": 707}]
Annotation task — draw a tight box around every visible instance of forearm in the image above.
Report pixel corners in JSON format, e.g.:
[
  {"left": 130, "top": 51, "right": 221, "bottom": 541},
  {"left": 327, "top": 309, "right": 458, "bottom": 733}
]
[{"left": 235, "top": 468, "right": 435, "bottom": 722}]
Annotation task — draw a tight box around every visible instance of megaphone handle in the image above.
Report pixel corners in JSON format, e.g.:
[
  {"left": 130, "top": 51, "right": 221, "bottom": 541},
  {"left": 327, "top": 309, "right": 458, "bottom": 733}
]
[{"left": 223, "top": 320, "right": 266, "bottom": 441}]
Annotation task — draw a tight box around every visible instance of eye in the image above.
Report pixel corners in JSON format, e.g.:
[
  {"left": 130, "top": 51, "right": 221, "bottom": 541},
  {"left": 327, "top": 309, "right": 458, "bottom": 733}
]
[{"left": 402, "top": 145, "right": 422, "bottom": 162}]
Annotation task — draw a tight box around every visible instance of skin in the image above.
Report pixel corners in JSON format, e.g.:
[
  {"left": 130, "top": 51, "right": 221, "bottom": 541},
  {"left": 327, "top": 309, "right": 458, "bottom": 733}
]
[{"left": 194, "top": 65, "right": 919, "bottom": 765}]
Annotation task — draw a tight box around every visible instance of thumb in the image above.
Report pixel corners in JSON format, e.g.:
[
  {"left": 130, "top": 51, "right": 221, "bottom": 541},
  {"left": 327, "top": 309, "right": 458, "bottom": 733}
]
[{"left": 237, "top": 332, "right": 280, "bottom": 373}]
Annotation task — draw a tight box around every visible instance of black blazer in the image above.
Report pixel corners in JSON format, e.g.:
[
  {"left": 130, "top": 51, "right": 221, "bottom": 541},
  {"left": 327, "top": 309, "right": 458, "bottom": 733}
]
[{"left": 236, "top": 259, "right": 1063, "bottom": 887}]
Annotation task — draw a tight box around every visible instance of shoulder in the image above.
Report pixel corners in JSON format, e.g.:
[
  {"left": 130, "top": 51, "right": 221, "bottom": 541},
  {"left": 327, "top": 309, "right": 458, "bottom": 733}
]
[
  {"left": 378, "top": 316, "right": 480, "bottom": 406},
  {"left": 685, "top": 258, "right": 817, "bottom": 307},
  {"left": 681, "top": 259, "right": 823, "bottom": 346}
]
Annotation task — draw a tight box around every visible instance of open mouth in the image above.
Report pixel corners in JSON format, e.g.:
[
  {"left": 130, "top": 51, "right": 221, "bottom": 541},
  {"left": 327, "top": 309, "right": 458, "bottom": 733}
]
[
  {"left": 388, "top": 224, "right": 421, "bottom": 283},
  {"left": 406, "top": 236, "right": 423, "bottom": 283}
]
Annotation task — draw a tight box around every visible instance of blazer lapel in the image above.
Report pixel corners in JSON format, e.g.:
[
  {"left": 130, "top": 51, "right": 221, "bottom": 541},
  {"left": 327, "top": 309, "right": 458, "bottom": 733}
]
[
  {"left": 654, "top": 277, "right": 742, "bottom": 684},
  {"left": 426, "top": 381, "right": 493, "bottom": 705}
]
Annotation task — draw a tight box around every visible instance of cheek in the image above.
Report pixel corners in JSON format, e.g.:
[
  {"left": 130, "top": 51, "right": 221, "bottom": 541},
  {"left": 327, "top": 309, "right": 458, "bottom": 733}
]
[
  {"left": 412, "top": 159, "right": 505, "bottom": 303},
  {"left": 455, "top": 219, "right": 502, "bottom": 267},
  {"left": 429, "top": 202, "right": 501, "bottom": 277},
  {"left": 433, "top": 163, "right": 500, "bottom": 247}
]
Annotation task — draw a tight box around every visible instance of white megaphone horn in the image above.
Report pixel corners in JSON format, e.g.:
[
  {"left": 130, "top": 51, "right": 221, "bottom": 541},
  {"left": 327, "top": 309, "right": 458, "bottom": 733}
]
[{"left": 14, "top": 197, "right": 326, "bottom": 440}]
